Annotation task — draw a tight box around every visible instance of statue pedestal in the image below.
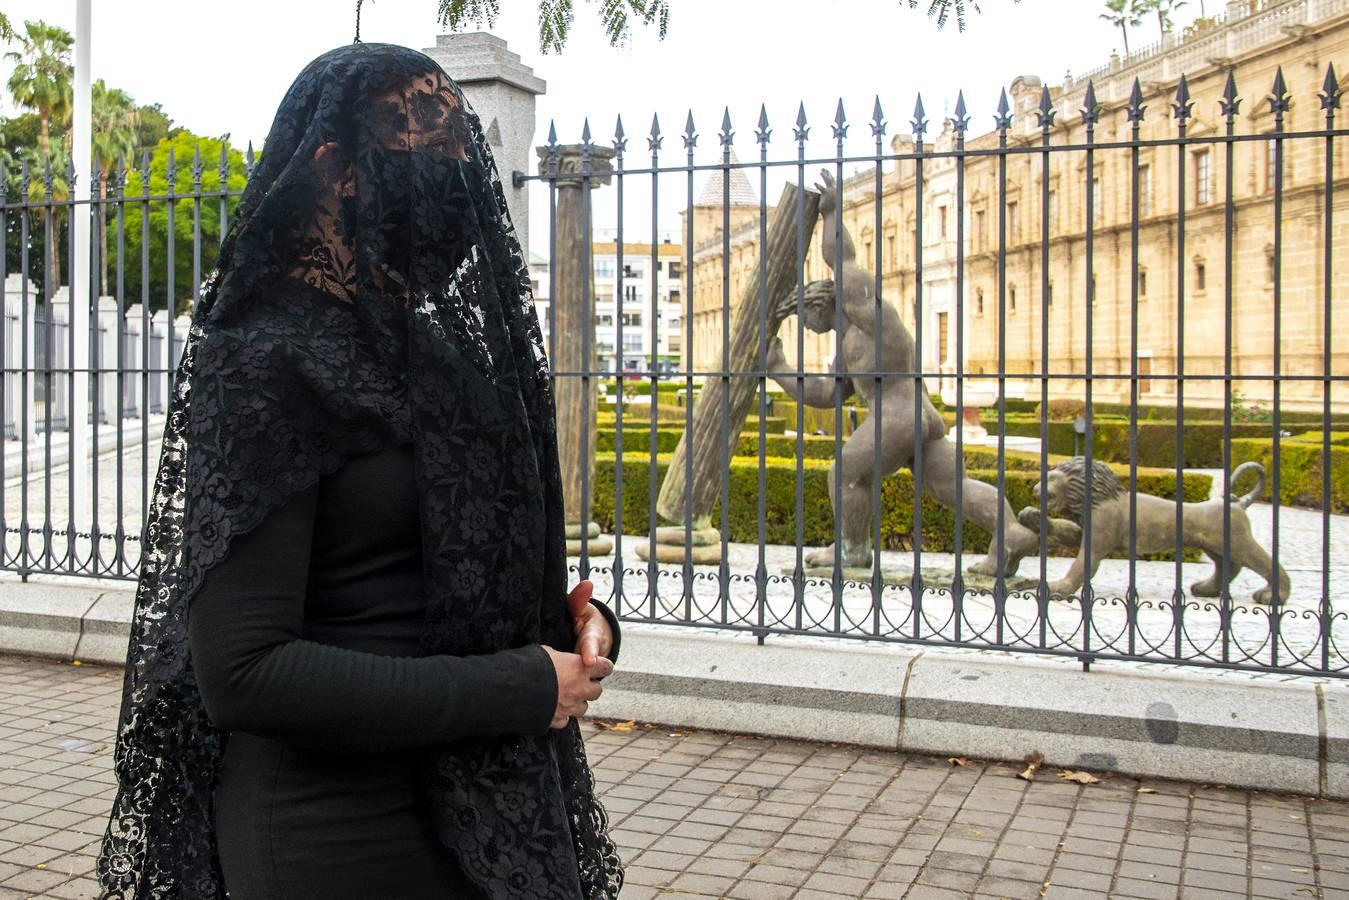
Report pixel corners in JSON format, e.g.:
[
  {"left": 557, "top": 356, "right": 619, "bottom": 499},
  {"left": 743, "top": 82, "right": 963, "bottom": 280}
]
[
  {"left": 566, "top": 522, "right": 612, "bottom": 557},
  {"left": 785, "top": 564, "right": 1038, "bottom": 593},
  {"left": 634, "top": 526, "right": 721, "bottom": 565}
]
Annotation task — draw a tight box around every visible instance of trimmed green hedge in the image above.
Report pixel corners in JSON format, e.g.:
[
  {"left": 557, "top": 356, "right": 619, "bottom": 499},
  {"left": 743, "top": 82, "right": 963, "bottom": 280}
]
[
  {"left": 592, "top": 452, "right": 1210, "bottom": 558},
  {"left": 1230, "top": 432, "right": 1349, "bottom": 513},
  {"left": 597, "top": 428, "right": 837, "bottom": 459},
  {"left": 599, "top": 380, "right": 684, "bottom": 397},
  {"left": 986, "top": 416, "right": 1278, "bottom": 468}
]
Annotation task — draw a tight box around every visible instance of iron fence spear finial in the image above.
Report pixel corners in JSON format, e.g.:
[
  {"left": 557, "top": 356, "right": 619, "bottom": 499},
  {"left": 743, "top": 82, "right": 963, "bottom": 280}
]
[
  {"left": 1321, "top": 63, "right": 1342, "bottom": 111},
  {"left": 1128, "top": 77, "right": 1148, "bottom": 124},
  {"left": 1219, "top": 71, "right": 1241, "bottom": 121}
]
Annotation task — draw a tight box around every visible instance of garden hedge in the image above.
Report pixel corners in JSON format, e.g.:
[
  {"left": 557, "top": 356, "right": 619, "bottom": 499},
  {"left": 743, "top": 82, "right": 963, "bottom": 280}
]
[
  {"left": 591, "top": 452, "right": 1210, "bottom": 559},
  {"left": 1230, "top": 432, "right": 1349, "bottom": 513}
]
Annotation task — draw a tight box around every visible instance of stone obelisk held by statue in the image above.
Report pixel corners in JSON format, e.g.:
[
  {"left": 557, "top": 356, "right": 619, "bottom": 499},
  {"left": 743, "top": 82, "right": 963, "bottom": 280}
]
[{"left": 639, "top": 183, "right": 821, "bottom": 564}]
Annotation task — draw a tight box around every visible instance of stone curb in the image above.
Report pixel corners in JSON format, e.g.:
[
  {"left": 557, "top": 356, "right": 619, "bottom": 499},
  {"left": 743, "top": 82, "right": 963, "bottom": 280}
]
[{"left": 1, "top": 579, "right": 1344, "bottom": 798}]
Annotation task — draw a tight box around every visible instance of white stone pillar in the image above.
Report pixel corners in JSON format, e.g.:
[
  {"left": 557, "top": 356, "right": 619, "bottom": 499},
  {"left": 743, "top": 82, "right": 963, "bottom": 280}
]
[
  {"left": 2, "top": 275, "right": 23, "bottom": 443},
  {"left": 422, "top": 32, "right": 545, "bottom": 261},
  {"left": 124, "top": 303, "right": 143, "bottom": 419},
  {"left": 151, "top": 308, "right": 169, "bottom": 414},
  {"left": 49, "top": 287, "right": 70, "bottom": 432},
  {"left": 96, "top": 296, "right": 118, "bottom": 425}
]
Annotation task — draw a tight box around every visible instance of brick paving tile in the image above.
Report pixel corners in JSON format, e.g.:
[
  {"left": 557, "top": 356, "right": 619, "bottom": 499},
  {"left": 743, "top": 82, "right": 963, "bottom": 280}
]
[{"left": 6, "top": 653, "right": 1349, "bottom": 899}]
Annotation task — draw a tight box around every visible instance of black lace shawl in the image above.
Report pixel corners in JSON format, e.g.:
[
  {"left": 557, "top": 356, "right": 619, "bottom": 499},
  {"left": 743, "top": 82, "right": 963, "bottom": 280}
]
[{"left": 95, "top": 42, "right": 622, "bottom": 899}]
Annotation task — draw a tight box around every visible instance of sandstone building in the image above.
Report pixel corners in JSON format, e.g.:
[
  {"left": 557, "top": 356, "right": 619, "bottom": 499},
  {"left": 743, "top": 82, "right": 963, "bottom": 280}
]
[{"left": 686, "top": 0, "right": 1348, "bottom": 412}]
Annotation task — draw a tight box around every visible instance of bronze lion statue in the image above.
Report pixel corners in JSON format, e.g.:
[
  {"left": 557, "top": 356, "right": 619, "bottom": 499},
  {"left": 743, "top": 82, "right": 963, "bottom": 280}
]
[{"left": 1017, "top": 457, "right": 1290, "bottom": 605}]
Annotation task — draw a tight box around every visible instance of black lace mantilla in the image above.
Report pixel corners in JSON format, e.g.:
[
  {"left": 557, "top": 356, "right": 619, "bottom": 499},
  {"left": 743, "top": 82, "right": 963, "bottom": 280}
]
[{"left": 95, "top": 43, "right": 623, "bottom": 899}]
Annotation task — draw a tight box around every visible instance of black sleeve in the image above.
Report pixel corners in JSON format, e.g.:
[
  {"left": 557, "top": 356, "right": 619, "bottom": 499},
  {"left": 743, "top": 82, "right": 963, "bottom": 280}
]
[
  {"left": 187, "top": 480, "right": 559, "bottom": 754},
  {"left": 588, "top": 598, "right": 622, "bottom": 666}
]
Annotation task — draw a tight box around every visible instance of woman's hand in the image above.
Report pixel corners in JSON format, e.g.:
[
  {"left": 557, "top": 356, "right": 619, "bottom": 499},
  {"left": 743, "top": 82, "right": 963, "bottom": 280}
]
[
  {"left": 541, "top": 646, "right": 613, "bottom": 729},
  {"left": 566, "top": 581, "right": 613, "bottom": 667}
]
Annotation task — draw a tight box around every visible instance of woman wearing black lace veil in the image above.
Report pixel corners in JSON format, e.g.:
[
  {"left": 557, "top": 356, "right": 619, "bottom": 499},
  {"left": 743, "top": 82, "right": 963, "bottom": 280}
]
[{"left": 95, "top": 42, "right": 625, "bottom": 899}]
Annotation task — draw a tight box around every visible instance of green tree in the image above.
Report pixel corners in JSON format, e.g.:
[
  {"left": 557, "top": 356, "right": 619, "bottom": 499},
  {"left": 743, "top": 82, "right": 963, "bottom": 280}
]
[
  {"left": 91, "top": 79, "right": 140, "bottom": 295},
  {"left": 5, "top": 19, "right": 73, "bottom": 298},
  {"left": 108, "top": 131, "right": 246, "bottom": 316},
  {"left": 132, "top": 102, "right": 174, "bottom": 155},
  {"left": 433, "top": 0, "right": 1015, "bottom": 52},
  {"left": 1101, "top": 0, "right": 1143, "bottom": 57}
]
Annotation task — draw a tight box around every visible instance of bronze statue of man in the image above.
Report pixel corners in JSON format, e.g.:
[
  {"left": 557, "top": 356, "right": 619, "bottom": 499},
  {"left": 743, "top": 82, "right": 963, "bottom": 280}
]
[{"left": 766, "top": 170, "right": 1038, "bottom": 577}]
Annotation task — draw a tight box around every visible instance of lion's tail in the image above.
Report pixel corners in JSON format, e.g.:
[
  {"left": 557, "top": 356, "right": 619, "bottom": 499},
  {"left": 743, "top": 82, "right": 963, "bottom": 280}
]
[{"left": 1228, "top": 461, "right": 1266, "bottom": 509}]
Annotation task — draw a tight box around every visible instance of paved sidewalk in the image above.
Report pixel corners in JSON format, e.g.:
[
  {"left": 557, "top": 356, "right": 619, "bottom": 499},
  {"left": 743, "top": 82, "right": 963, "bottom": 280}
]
[{"left": 0, "top": 654, "right": 1346, "bottom": 900}]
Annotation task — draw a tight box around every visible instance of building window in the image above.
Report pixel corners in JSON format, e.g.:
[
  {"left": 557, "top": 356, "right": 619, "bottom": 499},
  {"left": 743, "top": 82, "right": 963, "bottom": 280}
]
[
  {"left": 887, "top": 234, "right": 897, "bottom": 267},
  {"left": 1139, "top": 165, "right": 1152, "bottom": 217},
  {"left": 1007, "top": 201, "right": 1019, "bottom": 242},
  {"left": 939, "top": 205, "right": 948, "bottom": 239},
  {"left": 594, "top": 259, "right": 615, "bottom": 279},
  {"left": 1009, "top": 285, "right": 1017, "bottom": 312},
  {"left": 864, "top": 240, "right": 873, "bottom": 261},
  {"left": 1194, "top": 151, "right": 1212, "bottom": 205},
  {"left": 668, "top": 261, "right": 683, "bottom": 278},
  {"left": 1047, "top": 281, "right": 1053, "bottom": 307},
  {"left": 1091, "top": 177, "right": 1102, "bottom": 219},
  {"left": 1194, "top": 259, "right": 1207, "bottom": 292},
  {"left": 1265, "top": 138, "right": 1283, "bottom": 192},
  {"left": 1090, "top": 275, "right": 1097, "bottom": 307},
  {"left": 976, "top": 288, "right": 985, "bottom": 317},
  {"left": 621, "top": 312, "right": 642, "bottom": 327},
  {"left": 975, "top": 209, "right": 986, "bottom": 252},
  {"left": 1047, "top": 191, "right": 1057, "bottom": 232},
  {"left": 1138, "top": 268, "right": 1148, "bottom": 300}
]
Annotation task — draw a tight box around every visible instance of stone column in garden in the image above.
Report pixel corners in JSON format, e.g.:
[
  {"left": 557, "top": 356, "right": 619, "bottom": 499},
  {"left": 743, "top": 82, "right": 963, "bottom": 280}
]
[{"left": 538, "top": 141, "right": 615, "bottom": 556}]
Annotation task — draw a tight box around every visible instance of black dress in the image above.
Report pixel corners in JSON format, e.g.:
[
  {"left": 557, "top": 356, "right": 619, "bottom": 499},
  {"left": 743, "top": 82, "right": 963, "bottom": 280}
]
[{"left": 187, "top": 441, "right": 622, "bottom": 899}]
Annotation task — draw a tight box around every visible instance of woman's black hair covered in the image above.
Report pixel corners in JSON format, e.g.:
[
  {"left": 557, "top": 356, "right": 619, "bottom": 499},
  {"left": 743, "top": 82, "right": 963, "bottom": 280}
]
[{"left": 95, "top": 42, "right": 623, "bottom": 899}]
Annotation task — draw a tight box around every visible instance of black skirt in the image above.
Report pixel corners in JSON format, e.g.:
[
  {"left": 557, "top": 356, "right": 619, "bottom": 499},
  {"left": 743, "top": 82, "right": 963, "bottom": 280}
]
[{"left": 214, "top": 732, "right": 476, "bottom": 898}]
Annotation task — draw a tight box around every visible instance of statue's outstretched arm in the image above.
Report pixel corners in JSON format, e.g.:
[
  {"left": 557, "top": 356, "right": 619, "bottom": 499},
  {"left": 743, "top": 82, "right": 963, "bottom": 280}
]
[
  {"left": 766, "top": 339, "right": 855, "bottom": 409},
  {"left": 816, "top": 169, "right": 856, "bottom": 274}
]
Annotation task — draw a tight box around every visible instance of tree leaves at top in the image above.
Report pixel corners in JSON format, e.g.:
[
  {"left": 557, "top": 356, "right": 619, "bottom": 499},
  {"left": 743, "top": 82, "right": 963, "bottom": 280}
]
[
  {"left": 436, "top": 0, "right": 670, "bottom": 54},
  {"left": 435, "top": 0, "right": 1009, "bottom": 53},
  {"left": 911, "top": 0, "right": 1020, "bottom": 32}
]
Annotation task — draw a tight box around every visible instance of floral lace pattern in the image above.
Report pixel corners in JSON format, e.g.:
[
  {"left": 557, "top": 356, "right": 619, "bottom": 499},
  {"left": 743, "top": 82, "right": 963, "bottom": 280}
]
[{"left": 95, "top": 43, "right": 622, "bottom": 900}]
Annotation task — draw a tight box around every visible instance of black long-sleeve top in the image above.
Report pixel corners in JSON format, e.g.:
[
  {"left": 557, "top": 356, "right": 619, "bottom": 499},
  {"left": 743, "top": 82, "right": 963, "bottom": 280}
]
[{"left": 186, "top": 440, "right": 620, "bottom": 753}]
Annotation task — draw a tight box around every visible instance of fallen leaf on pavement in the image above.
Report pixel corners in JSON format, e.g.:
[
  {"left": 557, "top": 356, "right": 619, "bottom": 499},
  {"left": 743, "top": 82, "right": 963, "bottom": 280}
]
[
  {"left": 1018, "top": 751, "right": 1045, "bottom": 782},
  {"left": 1057, "top": 770, "right": 1101, "bottom": 785},
  {"left": 947, "top": 757, "right": 970, "bottom": 767},
  {"left": 1137, "top": 786, "right": 1156, "bottom": 794},
  {"left": 594, "top": 720, "right": 636, "bottom": 733}
]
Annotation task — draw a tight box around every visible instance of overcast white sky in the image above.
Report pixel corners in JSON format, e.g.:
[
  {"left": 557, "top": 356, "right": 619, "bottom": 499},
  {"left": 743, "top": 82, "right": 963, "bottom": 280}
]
[{"left": 2, "top": 0, "right": 1206, "bottom": 243}]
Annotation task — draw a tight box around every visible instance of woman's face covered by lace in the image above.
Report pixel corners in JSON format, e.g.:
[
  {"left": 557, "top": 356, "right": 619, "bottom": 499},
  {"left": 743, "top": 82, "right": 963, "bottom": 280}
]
[{"left": 290, "top": 64, "right": 475, "bottom": 302}]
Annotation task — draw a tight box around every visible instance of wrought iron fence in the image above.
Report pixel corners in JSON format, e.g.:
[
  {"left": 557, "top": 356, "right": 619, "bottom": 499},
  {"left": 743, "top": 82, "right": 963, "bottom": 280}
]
[
  {"left": 1, "top": 63, "right": 1345, "bottom": 676},
  {"left": 531, "top": 64, "right": 1348, "bottom": 678}
]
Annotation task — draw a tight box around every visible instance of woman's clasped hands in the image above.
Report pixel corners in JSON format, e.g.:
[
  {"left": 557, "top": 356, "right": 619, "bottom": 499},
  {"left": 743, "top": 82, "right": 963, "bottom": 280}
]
[{"left": 541, "top": 581, "right": 615, "bottom": 730}]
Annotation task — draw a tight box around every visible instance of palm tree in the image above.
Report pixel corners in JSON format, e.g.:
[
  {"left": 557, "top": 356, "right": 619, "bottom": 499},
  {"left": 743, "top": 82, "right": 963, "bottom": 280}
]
[
  {"left": 5, "top": 20, "right": 74, "bottom": 299},
  {"left": 1101, "top": 0, "right": 1144, "bottom": 57},
  {"left": 5, "top": 21, "right": 74, "bottom": 161},
  {"left": 1140, "top": 0, "right": 1188, "bottom": 36},
  {"left": 90, "top": 80, "right": 140, "bottom": 296}
]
